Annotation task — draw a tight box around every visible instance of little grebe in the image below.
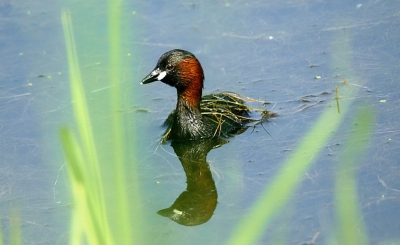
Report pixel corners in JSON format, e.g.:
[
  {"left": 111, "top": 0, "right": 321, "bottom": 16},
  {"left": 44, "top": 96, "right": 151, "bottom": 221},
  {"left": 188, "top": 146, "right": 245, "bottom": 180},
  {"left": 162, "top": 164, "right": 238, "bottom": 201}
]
[{"left": 141, "top": 49, "right": 271, "bottom": 141}]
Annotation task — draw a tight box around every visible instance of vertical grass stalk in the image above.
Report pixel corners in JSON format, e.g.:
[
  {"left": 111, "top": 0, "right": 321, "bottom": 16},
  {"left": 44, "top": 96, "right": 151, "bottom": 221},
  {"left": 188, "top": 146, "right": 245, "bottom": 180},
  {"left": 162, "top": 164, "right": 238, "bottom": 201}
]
[
  {"left": 226, "top": 17, "right": 369, "bottom": 244},
  {"left": 107, "top": 1, "right": 133, "bottom": 243},
  {"left": 334, "top": 107, "right": 373, "bottom": 244},
  {"left": 10, "top": 209, "right": 21, "bottom": 245},
  {"left": 0, "top": 218, "right": 3, "bottom": 245},
  {"left": 61, "top": 9, "right": 114, "bottom": 244},
  {"left": 60, "top": 127, "right": 112, "bottom": 244},
  {"left": 227, "top": 102, "right": 345, "bottom": 244}
]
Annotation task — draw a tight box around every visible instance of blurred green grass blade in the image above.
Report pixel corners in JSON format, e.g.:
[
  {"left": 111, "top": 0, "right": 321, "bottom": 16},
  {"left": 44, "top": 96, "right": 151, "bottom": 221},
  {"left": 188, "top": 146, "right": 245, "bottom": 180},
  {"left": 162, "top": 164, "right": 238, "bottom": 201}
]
[
  {"left": 227, "top": 103, "right": 343, "bottom": 245},
  {"left": 59, "top": 127, "right": 85, "bottom": 185},
  {"left": 60, "top": 127, "right": 114, "bottom": 245},
  {"left": 335, "top": 107, "right": 373, "bottom": 244},
  {"left": 59, "top": 127, "right": 89, "bottom": 244},
  {"left": 70, "top": 210, "right": 83, "bottom": 245},
  {"left": 0, "top": 218, "right": 2, "bottom": 245},
  {"left": 10, "top": 209, "right": 21, "bottom": 245},
  {"left": 107, "top": 1, "right": 133, "bottom": 243},
  {"left": 61, "top": 9, "right": 114, "bottom": 245},
  {"left": 61, "top": 9, "right": 104, "bottom": 199},
  {"left": 227, "top": 18, "right": 363, "bottom": 245}
]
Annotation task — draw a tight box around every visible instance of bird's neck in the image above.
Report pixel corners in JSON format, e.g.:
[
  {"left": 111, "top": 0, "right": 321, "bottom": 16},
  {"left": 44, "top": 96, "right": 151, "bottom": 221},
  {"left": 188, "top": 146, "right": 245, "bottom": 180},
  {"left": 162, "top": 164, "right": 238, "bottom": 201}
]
[
  {"left": 176, "top": 57, "right": 204, "bottom": 110},
  {"left": 170, "top": 94, "right": 207, "bottom": 140},
  {"left": 170, "top": 57, "right": 211, "bottom": 140},
  {"left": 178, "top": 88, "right": 202, "bottom": 111}
]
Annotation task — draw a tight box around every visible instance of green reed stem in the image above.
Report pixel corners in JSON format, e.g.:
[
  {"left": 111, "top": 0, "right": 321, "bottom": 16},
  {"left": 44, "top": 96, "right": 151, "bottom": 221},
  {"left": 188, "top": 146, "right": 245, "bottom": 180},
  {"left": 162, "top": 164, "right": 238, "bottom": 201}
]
[
  {"left": 10, "top": 209, "right": 21, "bottom": 245},
  {"left": 61, "top": 9, "right": 114, "bottom": 245},
  {"left": 334, "top": 107, "right": 373, "bottom": 244},
  {"left": 0, "top": 218, "right": 2, "bottom": 245},
  {"left": 226, "top": 17, "right": 370, "bottom": 244},
  {"left": 107, "top": 1, "right": 133, "bottom": 243}
]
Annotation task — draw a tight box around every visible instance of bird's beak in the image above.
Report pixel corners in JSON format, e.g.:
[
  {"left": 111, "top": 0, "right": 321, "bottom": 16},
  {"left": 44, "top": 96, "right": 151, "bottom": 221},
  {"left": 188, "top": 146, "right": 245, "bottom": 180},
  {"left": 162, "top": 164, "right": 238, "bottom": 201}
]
[{"left": 140, "top": 68, "right": 166, "bottom": 84}]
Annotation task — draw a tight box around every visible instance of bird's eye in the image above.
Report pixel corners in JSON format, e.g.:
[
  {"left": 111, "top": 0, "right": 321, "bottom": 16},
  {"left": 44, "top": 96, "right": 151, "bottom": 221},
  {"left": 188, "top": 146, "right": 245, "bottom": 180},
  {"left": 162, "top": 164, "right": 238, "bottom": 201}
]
[{"left": 166, "top": 64, "right": 173, "bottom": 71}]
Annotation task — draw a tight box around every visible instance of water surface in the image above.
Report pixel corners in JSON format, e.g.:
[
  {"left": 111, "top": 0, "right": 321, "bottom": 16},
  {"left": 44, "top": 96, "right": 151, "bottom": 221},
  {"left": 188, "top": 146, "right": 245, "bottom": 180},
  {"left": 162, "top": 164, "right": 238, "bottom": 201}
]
[{"left": 1, "top": 1, "right": 399, "bottom": 244}]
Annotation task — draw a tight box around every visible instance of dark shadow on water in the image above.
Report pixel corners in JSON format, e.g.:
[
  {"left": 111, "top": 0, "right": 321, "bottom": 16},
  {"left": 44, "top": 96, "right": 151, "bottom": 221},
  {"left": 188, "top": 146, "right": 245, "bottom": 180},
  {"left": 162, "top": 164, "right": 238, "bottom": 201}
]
[{"left": 157, "top": 137, "right": 228, "bottom": 226}]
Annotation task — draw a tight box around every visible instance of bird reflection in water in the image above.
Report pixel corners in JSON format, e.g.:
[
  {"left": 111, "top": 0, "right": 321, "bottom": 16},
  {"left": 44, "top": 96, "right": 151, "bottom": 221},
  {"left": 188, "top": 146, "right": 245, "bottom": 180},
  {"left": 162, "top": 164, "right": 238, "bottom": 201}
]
[{"left": 157, "top": 137, "right": 227, "bottom": 226}]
